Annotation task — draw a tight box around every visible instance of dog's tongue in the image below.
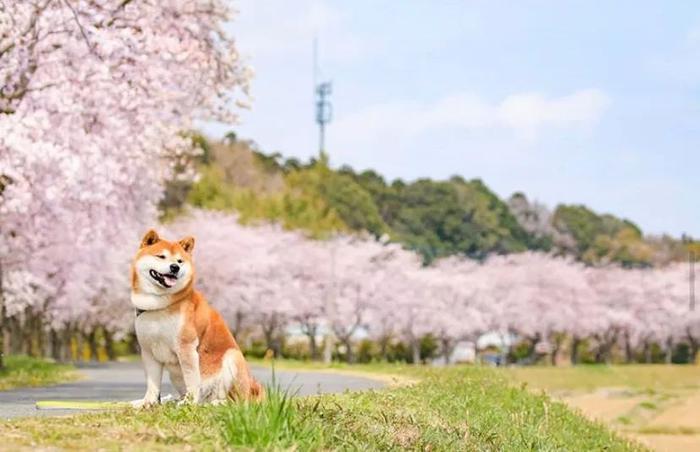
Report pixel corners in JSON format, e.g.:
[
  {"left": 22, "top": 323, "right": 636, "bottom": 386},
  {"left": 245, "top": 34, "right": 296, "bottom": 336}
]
[{"left": 163, "top": 274, "right": 177, "bottom": 287}]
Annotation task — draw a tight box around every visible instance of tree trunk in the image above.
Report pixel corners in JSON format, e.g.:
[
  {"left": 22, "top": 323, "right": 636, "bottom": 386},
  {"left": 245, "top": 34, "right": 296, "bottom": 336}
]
[
  {"left": 104, "top": 329, "right": 116, "bottom": 361},
  {"left": 9, "top": 317, "right": 23, "bottom": 355},
  {"left": 527, "top": 333, "right": 541, "bottom": 362},
  {"left": 0, "top": 264, "right": 5, "bottom": 370},
  {"left": 322, "top": 333, "right": 333, "bottom": 364},
  {"left": 571, "top": 336, "right": 581, "bottom": 365},
  {"left": 308, "top": 334, "right": 317, "bottom": 360},
  {"left": 233, "top": 311, "right": 244, "bottom": 333},
  {"left": 304, "top": 325, "right": 318, "bottom": 360},
  {"left": 343, "top": 338, "right": 354, "bottom": 364},
  {"left": 500, "top": 333, "right": 509, "bottom": 366},
  {"left": 2, "top": 325, "right": 9, "bottom": 362},
  {"left": 35, "top": 314, "right": 45, "bottom": 358},
  {"left": 551, "top": 343, "right": 559, "bottom": 366},
  {"left": 595, "top": 332, "right": 616, "bottom": 365},
  {"left": 262, "top": 314, "right": 282, "bottom": 358},
  {"left": 624, "top": 331, "right": 634, "bottom": 364},
  {"left": 49, "top": 329, "right": 61, "bottom": 361},
  {"left": 665, "top": 337, "right": 673, "bottom": 365},
  {"left": 687, "top": 331, "right": 699, "bottom": 364},
  {"left": 379, "top": 335, "right": 390, "bottom": 361},
  {"left": 42, "top": 329, "right": 51, "bottom": 358},
  {"left": 411, "top": 337, "right": 421, "bottom": 365},
  {"left": 263, "top": 326, "right": 277, "bottom": 357},
  {"left": 22, "top": 309, "right": 35, "bottom": 356},
  {"left": 75, "top": 331, "right": 85, "bottom": 362},
  {"left": 441, "top": 338, "right": 453, "bottom": 364},
  {"left": 644, "top": 341, "right": 652, "bottom": 364},
  {"left": 549, "top": 334, "right": 564, "bottom": 366},
  {"left": 273, "top": 336, "right": 283, "bottom": 358},
  {"left": 86, "top": 330, "right": 99, "bottom": 361},
  {"left": 60, "top": 328, "right": 73, "bottom": 362},
  {"left": 603, "top": 343, "right": 613, "bottom": 365}
]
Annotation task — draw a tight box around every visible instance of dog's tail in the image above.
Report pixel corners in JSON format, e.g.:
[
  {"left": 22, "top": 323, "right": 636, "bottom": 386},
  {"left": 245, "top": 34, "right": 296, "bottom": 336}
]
[
  {"left": 249, "top": 378, "right": 265, "bottom": 401},
  {"left": 228, "top": 350, "right": 266, "bottom": 402},
  {"left": 228, "top": 377, "right": 265, "bottom": 402}
]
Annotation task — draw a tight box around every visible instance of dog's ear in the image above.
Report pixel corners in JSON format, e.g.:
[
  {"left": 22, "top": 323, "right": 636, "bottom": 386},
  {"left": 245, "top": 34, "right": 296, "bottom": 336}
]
[
  {"left": 140, "top": 229, "right": 160, "bottom": 248},
  {"left": 179, "top": 236, "right": 195, "bottom": 254}
]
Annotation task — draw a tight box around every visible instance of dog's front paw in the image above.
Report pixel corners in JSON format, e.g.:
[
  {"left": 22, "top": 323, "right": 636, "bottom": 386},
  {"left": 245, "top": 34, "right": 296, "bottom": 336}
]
[
  {"left": 130, "top": 396, "right": 159, "bottom": 409},
  {"left": 176, "top": 392, "right": 200, "bottom": 406}
]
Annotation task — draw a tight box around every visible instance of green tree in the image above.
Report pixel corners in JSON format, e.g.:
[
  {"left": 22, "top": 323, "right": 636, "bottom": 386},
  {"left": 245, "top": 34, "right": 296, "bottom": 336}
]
[
  {"left": 318, "top": 171, "right": 386, "bottom": 236},
  {"left": 553, "top": 204, "right": 649, "bottom": 266}
]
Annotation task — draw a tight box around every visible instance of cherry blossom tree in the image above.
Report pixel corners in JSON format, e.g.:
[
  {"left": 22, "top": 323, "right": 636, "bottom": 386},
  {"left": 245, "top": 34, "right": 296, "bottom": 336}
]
[{"left": 0, "top": 0, "right": 249, "bottom": 368}]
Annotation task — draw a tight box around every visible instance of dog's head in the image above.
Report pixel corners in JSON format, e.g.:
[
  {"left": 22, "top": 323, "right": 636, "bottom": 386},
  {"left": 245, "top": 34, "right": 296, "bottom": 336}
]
[{"left": 131, "top": 229, "right": 195, "bottom": 296}]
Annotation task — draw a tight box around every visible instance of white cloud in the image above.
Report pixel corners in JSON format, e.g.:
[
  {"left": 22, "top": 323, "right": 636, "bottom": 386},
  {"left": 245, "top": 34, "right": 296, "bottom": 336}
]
[
  {"left": 231, "top": 0, "right": 369, "bottom": 65},
  {"left": 499, "top": 89, "right": 611, "bottom": 137},
  {"left": 333, "top": 89, "right": 610, "bottom": 146}
]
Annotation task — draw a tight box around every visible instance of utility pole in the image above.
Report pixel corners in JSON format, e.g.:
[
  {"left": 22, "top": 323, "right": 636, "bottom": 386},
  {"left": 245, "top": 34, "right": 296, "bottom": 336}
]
[
  {"left": 313, "top": 37, "right": 332, "bottom": 158},
  {"left": 313, "top": 37, "right": 336, "bottom": 363}
]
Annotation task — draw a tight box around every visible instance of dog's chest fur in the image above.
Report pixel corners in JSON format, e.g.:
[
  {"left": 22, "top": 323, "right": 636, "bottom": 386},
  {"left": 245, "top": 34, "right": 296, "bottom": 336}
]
[{"left": 135, "top": 309, "right": 184, "bottom": 365}]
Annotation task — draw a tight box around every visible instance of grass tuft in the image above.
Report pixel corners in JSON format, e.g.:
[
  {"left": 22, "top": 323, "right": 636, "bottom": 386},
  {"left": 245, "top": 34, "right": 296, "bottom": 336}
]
[{"left": 218, "top": 384, "right": 322, "bottom": 450}]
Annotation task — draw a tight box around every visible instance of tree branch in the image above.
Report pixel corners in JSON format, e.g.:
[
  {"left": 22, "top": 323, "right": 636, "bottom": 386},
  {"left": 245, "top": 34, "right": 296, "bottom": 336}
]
[{"left": 62, "top": 0, "right": 97, "bottom": 56}]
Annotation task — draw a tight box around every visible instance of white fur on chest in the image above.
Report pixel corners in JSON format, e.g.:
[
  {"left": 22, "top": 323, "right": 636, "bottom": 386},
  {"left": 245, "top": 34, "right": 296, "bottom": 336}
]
[
  {"left": 135, "top": 310, "right": 183, "bottom": 365},
  {"left": 131, "top": 292, "right": 172, "bottom": 311}
]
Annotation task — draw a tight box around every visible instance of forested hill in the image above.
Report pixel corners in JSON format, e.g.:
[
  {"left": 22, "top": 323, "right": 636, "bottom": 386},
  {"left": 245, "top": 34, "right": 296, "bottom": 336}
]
[{"left": 162, "top": 133, "right": 696, "bottom": 267}]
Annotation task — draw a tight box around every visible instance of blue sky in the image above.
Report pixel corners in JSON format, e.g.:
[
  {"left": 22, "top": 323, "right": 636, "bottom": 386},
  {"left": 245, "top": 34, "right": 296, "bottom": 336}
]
[{"left": 203, "top": 1, "right": 700, "bottom": 237}]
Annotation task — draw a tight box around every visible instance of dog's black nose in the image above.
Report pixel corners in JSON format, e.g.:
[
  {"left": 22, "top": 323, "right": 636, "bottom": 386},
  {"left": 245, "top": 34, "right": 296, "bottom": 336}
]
[{"left": 170, "top": 263, "right": 180, "bottom": 274}]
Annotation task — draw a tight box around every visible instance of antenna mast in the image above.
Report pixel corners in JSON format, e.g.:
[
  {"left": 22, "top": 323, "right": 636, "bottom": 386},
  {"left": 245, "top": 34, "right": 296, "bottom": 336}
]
[{"left": 313, "top": 37, "right": 332, "bottom": 158}]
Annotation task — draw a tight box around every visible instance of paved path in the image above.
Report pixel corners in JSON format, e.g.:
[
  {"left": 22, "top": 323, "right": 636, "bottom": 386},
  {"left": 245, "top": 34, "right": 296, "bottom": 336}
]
[{"left": 0, "top": 362, "right": 384, "bottom": 419}]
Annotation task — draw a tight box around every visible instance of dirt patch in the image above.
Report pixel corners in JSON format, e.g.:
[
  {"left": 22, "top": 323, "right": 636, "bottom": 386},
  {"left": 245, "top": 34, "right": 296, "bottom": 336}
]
[
  {"left": 647, "top": 392, "right": 700, "bottom": 430},
  {"left": 561, "top": 388, "right": 700, "bottom": 451},
  {"left": 563, "top": 390, "right": 643, "bottom": 423},
  {"left": 632, "top": 434, "right": 700, "bottom": 452}
]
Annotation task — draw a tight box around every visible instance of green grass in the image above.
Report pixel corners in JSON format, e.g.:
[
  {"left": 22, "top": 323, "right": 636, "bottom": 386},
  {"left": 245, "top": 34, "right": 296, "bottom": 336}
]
[
  {"left": 220, "top": 384, "right": 323, "bottom": 449},
  {"left": 296, "top": 366, "right": 644, "bottom": 451},
  {"left": 0, "top": 355, "right": 77, "bottom": 391},
  {"left": 504, "top": 364, "right": 700, "bottom": 392},
  {"left": 0, "top": 364, "right": 643, "bottom": 451},
  {"left": 638, "top": 401, "right": 657, "bottom": 410}
]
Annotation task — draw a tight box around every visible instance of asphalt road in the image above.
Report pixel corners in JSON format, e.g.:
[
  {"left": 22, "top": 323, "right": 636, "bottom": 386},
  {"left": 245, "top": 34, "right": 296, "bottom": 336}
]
[{"left": 0, "top": 362, "right": 384, "bottom": 419}]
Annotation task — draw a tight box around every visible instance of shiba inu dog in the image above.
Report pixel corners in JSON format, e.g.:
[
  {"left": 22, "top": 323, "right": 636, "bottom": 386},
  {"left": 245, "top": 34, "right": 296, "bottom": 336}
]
[{"left": 130, "top": 229, "right": 263, "bottom": 407}]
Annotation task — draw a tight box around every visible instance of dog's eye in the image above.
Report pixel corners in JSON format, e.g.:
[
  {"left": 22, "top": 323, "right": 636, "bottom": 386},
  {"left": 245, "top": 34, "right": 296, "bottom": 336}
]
[
  {"left": 177, "top": 259, "right": 183, "bottom": 264},
  {"left": 156, "top": 255, "right": 165, "bottom": 259}
]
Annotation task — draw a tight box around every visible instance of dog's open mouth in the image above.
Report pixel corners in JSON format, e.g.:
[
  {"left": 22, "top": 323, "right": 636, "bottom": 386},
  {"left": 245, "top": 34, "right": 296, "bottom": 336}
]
[{"left": 149, "top": 269, "right": 178, "bottom": 288}]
